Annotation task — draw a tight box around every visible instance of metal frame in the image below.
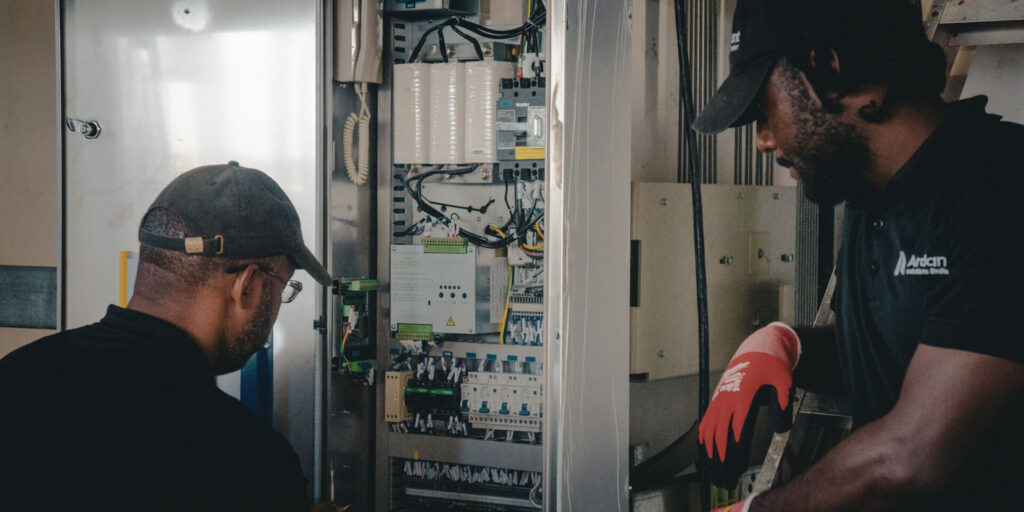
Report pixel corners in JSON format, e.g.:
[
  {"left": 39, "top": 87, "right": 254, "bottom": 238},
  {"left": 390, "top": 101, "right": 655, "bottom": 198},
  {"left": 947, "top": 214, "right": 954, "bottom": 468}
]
[
  {"left": 314, "top": 0, "right": 331, "bottom": 500},
  {"left": 373, "top": 17, "right": 394, "bottom": 508},
  {"left": 55, "top": 0, "right": 65, "bottom": 332},
  {"left": 545, "top": 1, "right": 632, "bottom": 510}
]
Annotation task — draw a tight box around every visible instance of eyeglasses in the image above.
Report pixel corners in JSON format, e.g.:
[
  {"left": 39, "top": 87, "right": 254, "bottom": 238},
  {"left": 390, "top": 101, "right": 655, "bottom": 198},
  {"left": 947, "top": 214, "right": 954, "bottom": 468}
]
[{"left": 225, "top": 265, "right": 303, "bottom": 303}]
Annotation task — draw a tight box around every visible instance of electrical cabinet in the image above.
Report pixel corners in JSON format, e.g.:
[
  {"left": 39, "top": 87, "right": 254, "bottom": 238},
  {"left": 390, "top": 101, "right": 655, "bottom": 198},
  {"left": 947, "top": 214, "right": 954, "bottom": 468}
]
[
  {"left": 367, "top": 4, "right": 550, "bottom": 510},
  {"left": 630, "top": 183, "right": 798, "bottom": 380}
]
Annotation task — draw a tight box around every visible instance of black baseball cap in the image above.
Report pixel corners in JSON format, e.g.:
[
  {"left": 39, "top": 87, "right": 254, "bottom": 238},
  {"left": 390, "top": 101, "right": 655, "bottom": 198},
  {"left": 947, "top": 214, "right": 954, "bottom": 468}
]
[
  {"left": 693, "top": 0, "right": 929, "bottom": 134},
  {"left": 139, "top": 161, "right": 333, "bottom": 286}
]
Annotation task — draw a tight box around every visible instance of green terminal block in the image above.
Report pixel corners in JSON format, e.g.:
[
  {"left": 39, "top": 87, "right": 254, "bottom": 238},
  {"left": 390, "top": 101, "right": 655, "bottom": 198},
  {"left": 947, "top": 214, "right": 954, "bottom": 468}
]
[
  {"left": 422, "top": 237, "right": 469, "bottom": 254},
  {"left": 345, "top": 279, "right": 379, "bottom": 292},
  {"left": 346, "top": 359, "right": 378, "bottom": 374},
  {"left": 396, "top": 323, "right": 433, "bottom": 341}
]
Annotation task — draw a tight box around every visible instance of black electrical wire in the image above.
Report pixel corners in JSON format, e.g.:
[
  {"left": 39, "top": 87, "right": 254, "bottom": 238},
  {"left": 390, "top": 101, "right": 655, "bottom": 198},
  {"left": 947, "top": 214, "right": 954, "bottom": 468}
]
[
  {"left": 408, "top": 5, "right": 546, "bottom": 63},
  {"left": 399, "top": 167, "right": 540, "bottom": 250},
  {"left": 674, "top": 1, "right": 712, "bottom": 510}
]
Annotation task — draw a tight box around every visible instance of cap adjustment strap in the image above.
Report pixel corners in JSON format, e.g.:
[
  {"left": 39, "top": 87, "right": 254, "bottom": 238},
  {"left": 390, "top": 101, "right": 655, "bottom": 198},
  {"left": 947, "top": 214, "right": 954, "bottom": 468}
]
[{"left": 140, "top": 229, "right": 225, "bottom": 256}]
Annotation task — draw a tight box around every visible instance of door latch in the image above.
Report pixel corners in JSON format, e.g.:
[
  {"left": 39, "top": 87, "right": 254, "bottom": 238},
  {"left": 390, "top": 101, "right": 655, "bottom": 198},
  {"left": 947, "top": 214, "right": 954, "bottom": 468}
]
[{"left": 65, "top": 118, "right": 102, "bottom": 139}]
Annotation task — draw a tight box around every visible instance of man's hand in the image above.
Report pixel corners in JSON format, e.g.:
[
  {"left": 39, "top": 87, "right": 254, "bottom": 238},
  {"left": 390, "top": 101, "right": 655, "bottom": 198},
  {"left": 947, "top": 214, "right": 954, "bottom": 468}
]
[
  {"left": 699, "top": 322, "right": 800, "bottom": 488},
  {"left": 751, "top": 345, "right": 1024, "bottom": 511}
]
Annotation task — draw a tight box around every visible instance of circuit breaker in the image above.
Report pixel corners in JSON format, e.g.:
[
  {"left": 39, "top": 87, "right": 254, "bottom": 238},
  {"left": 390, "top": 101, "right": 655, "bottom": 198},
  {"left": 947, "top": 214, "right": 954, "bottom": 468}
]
[{"left": 461, "top": 372, "right": 542, "bottom": 432}]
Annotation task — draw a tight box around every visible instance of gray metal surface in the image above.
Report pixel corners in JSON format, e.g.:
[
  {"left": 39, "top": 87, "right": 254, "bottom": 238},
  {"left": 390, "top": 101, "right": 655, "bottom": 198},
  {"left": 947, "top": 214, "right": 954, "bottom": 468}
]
[
  {"left": 327, "top": 79, "right": 379, "bottom": 510},
  {"left": 388, "top": 433, "right": 544, "bottom": 472},
  {"left": 960, "top": 44, "right": 1024, "bottom": 124},
  {"left": 56, "top": 0, "right": 65, "bottom": 332},
  {"left": 949, "top": 22, "right": 1024, "bottom": 46},
  {"left": 939, "top": 0, "right": 1024, "bottom": 24},
  {"left": 0, "top": 266, "right": 58, "bottom": 329},
  {"left": 373, "top": 27, "right": 394, "bottom": 507},
  {"left": 61, "top": 0, "right": 322, "bottom": 494},
  {"left": 545, "top": 1, "right": 632, "bottom": 510}
]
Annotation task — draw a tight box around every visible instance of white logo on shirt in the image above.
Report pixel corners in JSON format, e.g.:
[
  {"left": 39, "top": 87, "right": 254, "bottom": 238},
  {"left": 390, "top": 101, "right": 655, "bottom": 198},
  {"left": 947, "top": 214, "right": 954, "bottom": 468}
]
[
  {"left": 730, "top": 32, "right": 741, "bottom": 52},
  {"left": 894, "top": 251, "right": 949, "bottom": 276}
]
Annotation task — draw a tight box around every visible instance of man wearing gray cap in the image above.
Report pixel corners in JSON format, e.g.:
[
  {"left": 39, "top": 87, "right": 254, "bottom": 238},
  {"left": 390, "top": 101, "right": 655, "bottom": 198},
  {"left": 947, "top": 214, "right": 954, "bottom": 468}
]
[{"left": 0, "top": 162, "right": 333, "bottom": 511}]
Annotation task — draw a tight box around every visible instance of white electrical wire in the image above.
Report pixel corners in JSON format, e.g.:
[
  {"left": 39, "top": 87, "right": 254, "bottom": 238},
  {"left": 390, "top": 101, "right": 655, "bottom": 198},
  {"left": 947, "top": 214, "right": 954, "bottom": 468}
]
[{"left": 342, "top": 82, "right": 371, "bottom": 186}]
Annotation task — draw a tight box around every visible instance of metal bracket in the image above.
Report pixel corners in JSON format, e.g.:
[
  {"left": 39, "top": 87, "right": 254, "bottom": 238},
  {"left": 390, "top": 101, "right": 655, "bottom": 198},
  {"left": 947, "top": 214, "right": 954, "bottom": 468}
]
[
  {"left": 753, "top": 272, "right": 850, "bottom": 493},
  {"left": 64, "top": 117, "right": 102, "bottom": 139}
]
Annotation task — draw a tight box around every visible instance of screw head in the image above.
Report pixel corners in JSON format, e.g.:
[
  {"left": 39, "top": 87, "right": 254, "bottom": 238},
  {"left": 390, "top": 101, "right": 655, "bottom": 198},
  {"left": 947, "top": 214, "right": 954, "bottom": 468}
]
[
  {"left": 660, "top": 199, "right": 668, "bottom": 206},
  {"left": 773, "top": 193, "right": 780, "bottom": 200},
  {"left": 658, "top": 350, "right": 666, "bottom": 358},
  {"left": 737, "top": 193, "right": 745, "bottom": 199}
]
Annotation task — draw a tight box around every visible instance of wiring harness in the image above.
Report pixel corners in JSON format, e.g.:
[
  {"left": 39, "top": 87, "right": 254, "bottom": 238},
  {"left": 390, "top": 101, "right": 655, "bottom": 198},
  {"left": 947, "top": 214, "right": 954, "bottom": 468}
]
[
  {"left": 398, "top": 166, "right": 543, "bottom": 250},
  {"left": 408, "top": 2, "right": 546, "bottom": 63}
]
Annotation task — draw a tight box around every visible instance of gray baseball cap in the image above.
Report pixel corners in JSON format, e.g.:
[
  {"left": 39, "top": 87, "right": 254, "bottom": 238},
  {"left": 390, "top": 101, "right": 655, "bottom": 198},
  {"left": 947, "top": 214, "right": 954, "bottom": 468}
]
[{"left": 139, "top": 161, "right": 332, "bottom": 286}]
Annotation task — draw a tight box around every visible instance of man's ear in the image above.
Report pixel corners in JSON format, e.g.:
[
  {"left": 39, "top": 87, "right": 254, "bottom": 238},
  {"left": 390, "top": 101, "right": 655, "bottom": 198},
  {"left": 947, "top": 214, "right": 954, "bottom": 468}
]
[
  {"left": 229, "top": 264, "right": 262, "bottom": 310},
  {"left": 807, "top": 46, "right": 843, "bottom": 103}
]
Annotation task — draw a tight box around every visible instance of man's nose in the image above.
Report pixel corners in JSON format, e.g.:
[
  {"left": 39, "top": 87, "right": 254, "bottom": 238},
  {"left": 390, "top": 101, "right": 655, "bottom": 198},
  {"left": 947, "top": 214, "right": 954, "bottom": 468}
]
[{"left": 755, "top": 119, "right": 776, "bottom": 153}]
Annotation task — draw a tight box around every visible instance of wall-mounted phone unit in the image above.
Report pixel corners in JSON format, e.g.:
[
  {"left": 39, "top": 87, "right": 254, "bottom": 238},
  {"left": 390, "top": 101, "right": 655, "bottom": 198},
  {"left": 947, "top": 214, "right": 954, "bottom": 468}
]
[{"left": 335, "top": 0, "right": 383, "bottom": 83}]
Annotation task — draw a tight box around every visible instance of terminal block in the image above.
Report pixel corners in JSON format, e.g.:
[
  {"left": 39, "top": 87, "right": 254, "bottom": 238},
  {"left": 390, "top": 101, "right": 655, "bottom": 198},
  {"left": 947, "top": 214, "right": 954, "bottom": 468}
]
[{"left": 422, "top": 236, "right": 469, "bottom": 254}]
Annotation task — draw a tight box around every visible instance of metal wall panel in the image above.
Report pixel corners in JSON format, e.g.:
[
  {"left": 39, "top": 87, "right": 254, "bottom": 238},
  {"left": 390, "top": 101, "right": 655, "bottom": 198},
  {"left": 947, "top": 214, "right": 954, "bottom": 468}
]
[
  {"left": 62, "top": 0, "right": 322, "bottom": 491},
  {"left": 629, "top": 184, "right": 797, "bottom": 380},
  {"left": 546, "top": 1, "right": 632, "bottom": 510},
  {"left": 326, "top": 80, "right": 378, "bottom": 509}
]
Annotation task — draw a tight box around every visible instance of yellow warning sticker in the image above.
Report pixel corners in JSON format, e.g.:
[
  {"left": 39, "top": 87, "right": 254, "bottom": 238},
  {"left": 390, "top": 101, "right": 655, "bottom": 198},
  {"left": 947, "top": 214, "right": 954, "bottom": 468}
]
[
  {"left": 515, "top": 147, "right": 546, "bottom": 160},
  {"left": 447, "top": 317, "right": 456, "bottom": 327}
]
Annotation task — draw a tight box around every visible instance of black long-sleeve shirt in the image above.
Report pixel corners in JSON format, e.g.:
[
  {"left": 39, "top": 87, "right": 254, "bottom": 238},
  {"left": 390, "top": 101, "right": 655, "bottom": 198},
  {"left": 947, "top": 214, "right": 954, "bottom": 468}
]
[{"left": 0, "top": 305, "right": 308, "bottom": 512}]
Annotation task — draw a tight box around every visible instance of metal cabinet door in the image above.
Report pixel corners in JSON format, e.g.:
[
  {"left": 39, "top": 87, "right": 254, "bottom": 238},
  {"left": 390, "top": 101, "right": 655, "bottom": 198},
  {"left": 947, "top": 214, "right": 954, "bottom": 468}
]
[{"left": 62, "top": 0, "right": 322, "bottom": 491}]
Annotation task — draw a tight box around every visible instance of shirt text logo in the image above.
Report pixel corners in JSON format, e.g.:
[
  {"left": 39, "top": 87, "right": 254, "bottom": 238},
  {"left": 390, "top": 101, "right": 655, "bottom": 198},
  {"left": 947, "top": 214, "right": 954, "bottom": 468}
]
[
  {"left": 730, "top": 32, "right": 741, "bottom": 52},
  {"left": 894, "top": 251, "right": 949, "bottom": 276}
]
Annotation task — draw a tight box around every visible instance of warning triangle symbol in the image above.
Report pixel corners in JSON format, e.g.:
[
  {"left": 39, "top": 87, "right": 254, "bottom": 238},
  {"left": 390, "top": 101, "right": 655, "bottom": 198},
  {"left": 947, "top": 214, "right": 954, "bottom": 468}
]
[{"left": 446, "top": 317, "right": 456, "bottom": 327}]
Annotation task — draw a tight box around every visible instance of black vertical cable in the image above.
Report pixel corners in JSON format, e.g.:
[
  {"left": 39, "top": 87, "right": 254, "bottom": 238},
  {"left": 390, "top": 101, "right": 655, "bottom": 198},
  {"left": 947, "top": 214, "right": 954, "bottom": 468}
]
[{"left": 674, "top": 1, "right": 712, "bottom": 510}]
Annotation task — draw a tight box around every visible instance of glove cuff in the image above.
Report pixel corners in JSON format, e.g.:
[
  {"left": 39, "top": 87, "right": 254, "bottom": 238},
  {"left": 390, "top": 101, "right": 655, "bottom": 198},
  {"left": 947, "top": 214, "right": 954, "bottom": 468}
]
[{"left": 766, "top": 321, "right": 801, "bottom": 370}]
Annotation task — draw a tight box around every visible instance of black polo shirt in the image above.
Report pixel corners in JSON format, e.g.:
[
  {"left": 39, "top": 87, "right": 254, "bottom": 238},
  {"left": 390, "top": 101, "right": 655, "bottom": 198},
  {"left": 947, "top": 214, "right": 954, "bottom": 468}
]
[
  {"left": 0, "top": 306, "right": 308, "bottom": 512},
  {"left": 833, "top": 96, "right": 1024, "bottom": 508}
]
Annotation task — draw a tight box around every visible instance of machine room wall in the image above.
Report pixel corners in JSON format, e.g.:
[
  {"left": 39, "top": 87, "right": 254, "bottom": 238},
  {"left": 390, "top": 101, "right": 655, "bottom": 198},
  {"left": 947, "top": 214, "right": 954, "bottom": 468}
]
[{"left": 0, "top": 0, "right": 59, "bottom": 356}]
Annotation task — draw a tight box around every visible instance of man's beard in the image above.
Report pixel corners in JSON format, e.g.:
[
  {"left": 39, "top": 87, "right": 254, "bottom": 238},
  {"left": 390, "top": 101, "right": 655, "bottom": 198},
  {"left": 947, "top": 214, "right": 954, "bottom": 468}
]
[
  {"left": 213, "top": 285, "right": 276, "bottom": 375},
  {"left": 778, "top": 67, "right": 874, "bottom": 206}
]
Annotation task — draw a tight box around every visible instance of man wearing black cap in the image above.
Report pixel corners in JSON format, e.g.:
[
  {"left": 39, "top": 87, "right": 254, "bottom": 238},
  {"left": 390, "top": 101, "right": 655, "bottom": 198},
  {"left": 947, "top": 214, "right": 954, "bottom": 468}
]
[
  {"left": 694, "top": 1, "right": 1024, "bottom": 511},
  {"left": 0, "top": 162, "right": 334, "bottom": 511}
]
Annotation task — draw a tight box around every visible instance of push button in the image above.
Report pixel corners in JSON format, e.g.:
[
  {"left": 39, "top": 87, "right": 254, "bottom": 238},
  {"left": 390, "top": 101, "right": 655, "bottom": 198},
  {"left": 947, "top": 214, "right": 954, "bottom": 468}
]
[{"left": 871, "top": 219, "right": 884, "bottom": 230}]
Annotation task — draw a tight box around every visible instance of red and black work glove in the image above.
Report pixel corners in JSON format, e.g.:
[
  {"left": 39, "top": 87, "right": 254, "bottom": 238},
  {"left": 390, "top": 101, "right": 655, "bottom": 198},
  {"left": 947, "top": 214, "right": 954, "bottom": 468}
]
[
  {"left": 710, "top": 496, "right": 757, "bottom": 512},
  {"left": 699, "top": 322, "right": 801, "bottom": 489}
]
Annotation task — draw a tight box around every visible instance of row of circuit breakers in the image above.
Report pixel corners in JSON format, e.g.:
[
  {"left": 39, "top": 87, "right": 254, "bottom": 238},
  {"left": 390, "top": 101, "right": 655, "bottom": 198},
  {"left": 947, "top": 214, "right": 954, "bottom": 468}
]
[{"left": 383, "top": 61, "right": 547, "bottom": 440}]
